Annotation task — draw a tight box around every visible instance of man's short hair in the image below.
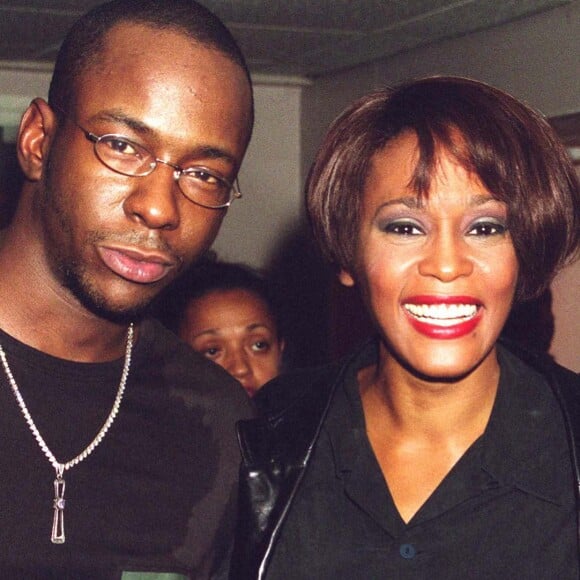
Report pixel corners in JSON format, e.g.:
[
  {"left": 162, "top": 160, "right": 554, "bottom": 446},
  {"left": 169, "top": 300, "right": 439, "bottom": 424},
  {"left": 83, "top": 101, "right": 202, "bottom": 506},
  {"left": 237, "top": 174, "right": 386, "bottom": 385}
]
[{"left": 48, "top": 0, "right": 253, "bottom": 127}]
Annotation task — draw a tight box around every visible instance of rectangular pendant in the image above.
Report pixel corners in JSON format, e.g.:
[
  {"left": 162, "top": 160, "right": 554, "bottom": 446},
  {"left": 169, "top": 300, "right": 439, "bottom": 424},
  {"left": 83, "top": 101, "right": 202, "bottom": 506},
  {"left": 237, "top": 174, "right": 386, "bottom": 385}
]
[{"left": 52, "top": 476, "right": 66, "bottom": 544}]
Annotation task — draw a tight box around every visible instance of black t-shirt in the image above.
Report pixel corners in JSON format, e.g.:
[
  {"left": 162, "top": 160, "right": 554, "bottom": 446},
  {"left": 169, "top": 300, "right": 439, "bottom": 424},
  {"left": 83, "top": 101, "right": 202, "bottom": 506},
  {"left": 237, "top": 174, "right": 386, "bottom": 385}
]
[
  {"left": 265, "top": 342, "right": 579, "bottom": 579},
  {"left": 0, "top": 318, "right": 255, "bottom": 579}
]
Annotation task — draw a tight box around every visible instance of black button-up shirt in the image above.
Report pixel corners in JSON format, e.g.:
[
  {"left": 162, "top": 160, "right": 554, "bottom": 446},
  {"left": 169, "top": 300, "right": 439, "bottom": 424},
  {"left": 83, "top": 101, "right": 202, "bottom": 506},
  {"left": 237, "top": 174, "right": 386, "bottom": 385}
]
[{"left": 265, "top": 343, "right": 578, "bottom": 579}]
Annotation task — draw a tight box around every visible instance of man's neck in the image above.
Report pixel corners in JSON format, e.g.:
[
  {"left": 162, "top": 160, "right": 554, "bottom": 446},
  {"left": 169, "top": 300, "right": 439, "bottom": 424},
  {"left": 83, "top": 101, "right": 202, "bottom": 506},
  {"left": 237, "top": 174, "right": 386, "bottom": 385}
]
[{"left": 0, "top": 223, "right": 133, "bottom": 363}]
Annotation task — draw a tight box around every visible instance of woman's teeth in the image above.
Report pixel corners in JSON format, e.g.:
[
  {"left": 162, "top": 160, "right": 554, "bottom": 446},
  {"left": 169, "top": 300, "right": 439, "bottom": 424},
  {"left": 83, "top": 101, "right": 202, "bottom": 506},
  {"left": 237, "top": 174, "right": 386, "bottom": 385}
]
[{"left": 404, "top": 303, "right": 478, "bottom": 326}]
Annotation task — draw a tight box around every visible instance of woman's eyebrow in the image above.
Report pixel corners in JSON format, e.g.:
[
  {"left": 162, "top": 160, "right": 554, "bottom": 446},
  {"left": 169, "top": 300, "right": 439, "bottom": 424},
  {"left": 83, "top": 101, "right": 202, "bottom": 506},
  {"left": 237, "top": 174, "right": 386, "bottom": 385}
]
[
  {"left": 192, "top": 328, "right": 221, "bottom": 339},
  {"left": 247, "top": 323, "right": 273, "bottom": 332},
  {"left": 379, "top": 196, "right": 422, "bottom": 209},
  {"left": 374, "top": 194, "right": 504, "bottom": 216},
  {"left": 469, "top": 194, "right": 504, "bottom": 208}
]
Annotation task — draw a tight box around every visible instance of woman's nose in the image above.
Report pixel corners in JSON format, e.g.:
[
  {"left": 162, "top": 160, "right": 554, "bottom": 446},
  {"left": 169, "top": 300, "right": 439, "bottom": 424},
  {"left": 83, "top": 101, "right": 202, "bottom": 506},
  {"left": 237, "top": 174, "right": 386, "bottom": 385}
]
[
  {"left": 224, "top": 348, "right": 252, "bottom": 380},
  {"left": 418, "top": 231, "right": 473, "bottom": 281}
]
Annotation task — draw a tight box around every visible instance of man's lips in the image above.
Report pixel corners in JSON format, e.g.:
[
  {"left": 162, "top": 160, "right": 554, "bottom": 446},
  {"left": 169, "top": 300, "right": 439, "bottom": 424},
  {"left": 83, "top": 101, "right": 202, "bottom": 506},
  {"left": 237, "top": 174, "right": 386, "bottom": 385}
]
[
  {"left": 98, "top": 245, "right": 177, "bottom": 284},
  {"left": 402, "top": 295, "right": 482, "bottom": 339}
]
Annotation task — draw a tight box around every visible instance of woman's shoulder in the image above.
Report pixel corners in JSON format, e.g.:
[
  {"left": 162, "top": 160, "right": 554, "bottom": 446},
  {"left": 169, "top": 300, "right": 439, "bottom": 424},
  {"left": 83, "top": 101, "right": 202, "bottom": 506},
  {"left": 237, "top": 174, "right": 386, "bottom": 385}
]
[
  {"left": 499, "top": 338, "right": 580, "bottom": 422},
  {"left": 499, "top": 338, "right": 579, "bottom": 383}
]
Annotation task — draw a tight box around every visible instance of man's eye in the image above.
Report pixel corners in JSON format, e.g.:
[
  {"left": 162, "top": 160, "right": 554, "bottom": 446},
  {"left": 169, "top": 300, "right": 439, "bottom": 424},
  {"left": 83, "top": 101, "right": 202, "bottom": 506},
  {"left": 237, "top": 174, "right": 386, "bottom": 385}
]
[
  {"left": 467, "top": 221, "right": 507, "bottom": 236},
  {"left": 103, "top": 138, "right": 141, "bottom": 157},
  {"left": 184, "top": 168, "right": 223, "bottom": 188},
  {"left": 193, "top": 169, "right": 218, "bottom": 183}
]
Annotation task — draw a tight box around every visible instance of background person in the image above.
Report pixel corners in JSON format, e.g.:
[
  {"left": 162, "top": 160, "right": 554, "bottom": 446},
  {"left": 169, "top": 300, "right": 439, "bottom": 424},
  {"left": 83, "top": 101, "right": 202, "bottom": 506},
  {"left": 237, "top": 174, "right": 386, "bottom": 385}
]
[
  {"left": 158, "top": 259, "right": 285, "bottom": 397},
  {"left": 0, "top": 0, "right": 255, "bottom": 577},
  {"left": 231, "top": 76, "right": 580, "bottom": 578}
]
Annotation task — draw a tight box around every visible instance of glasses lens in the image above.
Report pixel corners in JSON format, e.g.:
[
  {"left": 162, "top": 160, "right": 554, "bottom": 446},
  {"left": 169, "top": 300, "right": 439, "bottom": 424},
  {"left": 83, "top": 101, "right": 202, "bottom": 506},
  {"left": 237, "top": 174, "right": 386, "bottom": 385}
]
[
  {"left": 95, "top": 136, "right": 155, "bottom": 177},
  {"left": 178, "top": 168, "right": 234, "bottom": 208}
]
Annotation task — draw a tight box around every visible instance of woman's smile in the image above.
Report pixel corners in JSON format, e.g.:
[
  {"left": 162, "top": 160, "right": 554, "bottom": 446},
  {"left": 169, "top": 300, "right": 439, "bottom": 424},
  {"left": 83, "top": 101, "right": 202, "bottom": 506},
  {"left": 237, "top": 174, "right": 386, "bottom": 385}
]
[{"left": 403, "top": 296, "right": 483, "bottom": 339}]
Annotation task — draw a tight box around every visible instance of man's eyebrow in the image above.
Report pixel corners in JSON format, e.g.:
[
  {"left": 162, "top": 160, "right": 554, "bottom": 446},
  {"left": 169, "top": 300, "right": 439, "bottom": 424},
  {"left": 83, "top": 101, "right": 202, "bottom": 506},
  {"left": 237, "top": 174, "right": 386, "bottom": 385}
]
[
  {"left": 90, "top": 111, "right": 237, "bottom": 163},
  {"left": 91, "top": 111, "right": 152, "bottom": 135},
  {"left": 197, "top": 146, "right": 237, "bottom": 163}
]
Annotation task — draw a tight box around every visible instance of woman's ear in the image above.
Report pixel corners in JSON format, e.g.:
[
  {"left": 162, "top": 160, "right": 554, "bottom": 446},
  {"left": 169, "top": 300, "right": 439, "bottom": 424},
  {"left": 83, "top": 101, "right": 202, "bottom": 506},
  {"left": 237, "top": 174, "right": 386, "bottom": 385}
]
[
  {"left": 17, "top": 98, "right": 58, "bottom": 181},
  {"left": 338, "top": 269, "right": 355, "bottom": 287}
]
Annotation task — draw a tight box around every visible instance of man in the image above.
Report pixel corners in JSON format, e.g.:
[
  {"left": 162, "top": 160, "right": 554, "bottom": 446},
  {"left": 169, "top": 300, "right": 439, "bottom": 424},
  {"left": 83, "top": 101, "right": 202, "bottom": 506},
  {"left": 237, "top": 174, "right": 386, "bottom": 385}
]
[{"left": 0, "top": 0, "right": 254, "bottom": 577}]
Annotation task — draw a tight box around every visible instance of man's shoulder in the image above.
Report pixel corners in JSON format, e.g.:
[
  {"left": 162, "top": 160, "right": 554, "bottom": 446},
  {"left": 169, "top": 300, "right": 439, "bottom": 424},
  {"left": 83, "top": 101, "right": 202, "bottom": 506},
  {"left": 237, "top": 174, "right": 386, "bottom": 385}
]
[
  {"left": 135, "top": 316, "right": 229, "bottom": 377},
  {"left": 132, "top": 317, "right": 255, "bottom": 419}
]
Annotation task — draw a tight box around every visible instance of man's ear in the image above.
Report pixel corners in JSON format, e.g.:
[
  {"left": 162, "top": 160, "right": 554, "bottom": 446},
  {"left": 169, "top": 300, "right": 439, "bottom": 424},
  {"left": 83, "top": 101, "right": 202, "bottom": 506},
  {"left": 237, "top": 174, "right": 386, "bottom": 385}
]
[
  {"left": 17, "top": 98, "right": 58, "bottom": 181},
  {"left": 338, "top": 269, "right": 355, "bottom": 287}
]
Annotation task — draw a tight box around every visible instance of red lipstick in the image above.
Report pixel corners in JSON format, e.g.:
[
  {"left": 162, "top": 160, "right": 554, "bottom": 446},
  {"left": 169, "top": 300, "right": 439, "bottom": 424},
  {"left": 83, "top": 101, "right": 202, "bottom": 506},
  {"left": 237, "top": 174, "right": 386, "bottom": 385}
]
[{"left": 403, "top": 295, "right": 482, "bottom": 340}]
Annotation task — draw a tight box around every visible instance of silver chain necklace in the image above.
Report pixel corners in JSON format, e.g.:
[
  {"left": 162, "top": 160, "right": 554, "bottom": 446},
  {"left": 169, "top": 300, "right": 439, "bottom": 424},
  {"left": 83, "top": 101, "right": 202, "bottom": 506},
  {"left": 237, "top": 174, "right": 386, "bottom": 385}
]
[{"left": 0, "top": 323, "right": 134, "bottom": 544}]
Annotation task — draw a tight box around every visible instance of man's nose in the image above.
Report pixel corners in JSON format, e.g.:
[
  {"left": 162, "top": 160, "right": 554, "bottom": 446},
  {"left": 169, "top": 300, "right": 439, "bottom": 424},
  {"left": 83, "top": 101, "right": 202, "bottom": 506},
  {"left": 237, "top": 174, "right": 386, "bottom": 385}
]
[{"left": 123, "top": 164, "right": 181, "bottom": 230}]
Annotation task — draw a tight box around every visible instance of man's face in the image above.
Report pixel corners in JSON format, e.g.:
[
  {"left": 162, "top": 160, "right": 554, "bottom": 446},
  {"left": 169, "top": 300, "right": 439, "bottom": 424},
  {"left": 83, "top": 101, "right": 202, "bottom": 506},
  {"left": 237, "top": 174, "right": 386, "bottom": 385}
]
[{"left": 35, "top": 23, "right": 252, "bottom": 321}]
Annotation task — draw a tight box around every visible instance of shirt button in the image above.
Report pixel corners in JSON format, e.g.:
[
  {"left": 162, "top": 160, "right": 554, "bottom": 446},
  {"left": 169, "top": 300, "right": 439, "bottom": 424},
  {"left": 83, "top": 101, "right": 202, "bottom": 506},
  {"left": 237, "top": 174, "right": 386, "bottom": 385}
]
[{"left": 399, "top": 543, "right": 416, "bottom": 559}]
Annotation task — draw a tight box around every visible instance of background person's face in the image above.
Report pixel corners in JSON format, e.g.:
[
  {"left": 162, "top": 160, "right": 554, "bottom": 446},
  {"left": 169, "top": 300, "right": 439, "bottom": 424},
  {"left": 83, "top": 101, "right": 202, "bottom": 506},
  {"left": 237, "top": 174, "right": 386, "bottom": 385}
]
[
  {"left": 340, "top": 131, "right": 519, "bottom": 381},
  {"left": 34, "top": 23, "right": 252, "bottom": 320},
  {"left": 181, "top": 288, "right": 284, "bottom": 396}
]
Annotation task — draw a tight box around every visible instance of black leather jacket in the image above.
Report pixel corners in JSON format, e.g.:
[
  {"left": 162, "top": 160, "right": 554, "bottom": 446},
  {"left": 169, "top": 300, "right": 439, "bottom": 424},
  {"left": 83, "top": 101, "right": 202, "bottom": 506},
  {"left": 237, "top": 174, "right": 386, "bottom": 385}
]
[{"left": 231, "top": 340, "right": 580, "bottom": 579}]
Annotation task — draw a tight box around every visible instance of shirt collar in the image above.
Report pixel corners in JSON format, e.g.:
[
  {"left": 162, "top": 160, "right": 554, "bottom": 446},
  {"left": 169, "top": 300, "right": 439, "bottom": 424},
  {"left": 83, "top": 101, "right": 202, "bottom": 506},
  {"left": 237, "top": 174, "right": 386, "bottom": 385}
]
[
  {"left": 480, "top": 344, "right": 569, "bottom": 505},
  {"left": 327, "top": 340, "right": 568, "bottom": 507}
]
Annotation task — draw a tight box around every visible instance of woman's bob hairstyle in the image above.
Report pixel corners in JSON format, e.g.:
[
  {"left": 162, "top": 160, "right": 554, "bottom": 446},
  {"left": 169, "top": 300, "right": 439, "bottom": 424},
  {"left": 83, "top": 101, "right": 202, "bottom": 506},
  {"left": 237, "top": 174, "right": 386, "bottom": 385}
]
[{"left": 306, "top": 76, "right": 580, "bottom": 301}]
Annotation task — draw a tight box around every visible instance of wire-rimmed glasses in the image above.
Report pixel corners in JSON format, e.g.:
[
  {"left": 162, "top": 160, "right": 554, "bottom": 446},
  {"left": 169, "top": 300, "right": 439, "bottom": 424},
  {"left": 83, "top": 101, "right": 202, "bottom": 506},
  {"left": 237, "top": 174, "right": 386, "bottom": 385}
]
[{"left": 61, "top": 113, "right": 241, "bottom": 209}]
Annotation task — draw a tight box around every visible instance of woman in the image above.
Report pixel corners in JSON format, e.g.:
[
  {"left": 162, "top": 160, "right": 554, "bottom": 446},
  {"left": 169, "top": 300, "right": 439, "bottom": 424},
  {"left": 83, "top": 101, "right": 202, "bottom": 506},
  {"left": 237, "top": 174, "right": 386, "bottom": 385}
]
[
  {"left": 158, "top": 260, "right": 284, "bottom": 396},
  {"left": 231, "top": 77, "right": 580, "bottom": 578}
]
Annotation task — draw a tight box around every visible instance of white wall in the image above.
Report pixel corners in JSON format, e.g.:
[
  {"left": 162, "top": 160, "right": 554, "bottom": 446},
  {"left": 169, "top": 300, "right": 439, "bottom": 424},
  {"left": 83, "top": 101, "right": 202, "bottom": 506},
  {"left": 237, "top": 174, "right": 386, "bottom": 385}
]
[
  {"left": 0, "top": 65, "right": 53, "bottom": 104},
  {"left": 0, "top": 65, "right": 53, "bottom": 140},
  {"left": 212, "top": 78, "right": 304, "bottom": 268},
  {"left": 302, "top": 0, "right": 580, "bottom": 370},
  {"left": 552, "top": 260, "right": 580, "bottom": 371}
]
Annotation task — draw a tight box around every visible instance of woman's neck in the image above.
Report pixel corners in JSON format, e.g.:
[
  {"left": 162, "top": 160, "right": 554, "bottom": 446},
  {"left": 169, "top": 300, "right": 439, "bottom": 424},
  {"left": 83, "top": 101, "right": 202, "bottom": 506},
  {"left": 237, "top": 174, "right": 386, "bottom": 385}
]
[{"left": 359, "top": 345, "right": 501, "bottom": 445}]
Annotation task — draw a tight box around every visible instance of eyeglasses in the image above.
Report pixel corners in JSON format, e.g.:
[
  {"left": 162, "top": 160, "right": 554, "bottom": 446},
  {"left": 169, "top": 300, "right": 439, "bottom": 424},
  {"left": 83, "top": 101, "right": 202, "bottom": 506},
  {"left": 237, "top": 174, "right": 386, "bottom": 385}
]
[{"left": 60, "top": 113, "right": 242, "bottom": 209}]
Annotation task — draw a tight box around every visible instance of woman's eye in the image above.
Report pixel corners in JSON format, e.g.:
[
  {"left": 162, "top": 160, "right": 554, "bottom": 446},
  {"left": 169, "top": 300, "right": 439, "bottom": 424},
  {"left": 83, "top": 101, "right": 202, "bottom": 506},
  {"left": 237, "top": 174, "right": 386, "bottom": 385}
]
[
  {"left": 467, "top": 221, "right": 507, "bottom": 236},
  {"left": 202, "top": 346, "right": 221, "bottom": 358},
  {"left": 251, "top": 340, "right": 271, "bottom": 353},
  {"left": 382, "top": 221, "right": 423, "bottom": 236}
]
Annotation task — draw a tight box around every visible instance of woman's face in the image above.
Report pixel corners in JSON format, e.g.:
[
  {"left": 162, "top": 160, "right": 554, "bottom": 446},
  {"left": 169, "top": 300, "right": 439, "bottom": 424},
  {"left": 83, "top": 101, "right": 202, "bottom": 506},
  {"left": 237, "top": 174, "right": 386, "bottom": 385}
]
[
  {"left": 340, "top": 131, "right": 518, "bottom": 380},
  {"left": 180, "top": 288, "right": 284, "bottom": 396}
]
